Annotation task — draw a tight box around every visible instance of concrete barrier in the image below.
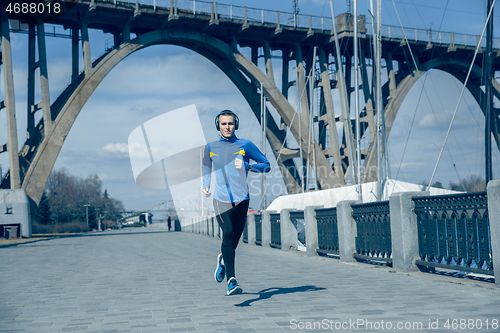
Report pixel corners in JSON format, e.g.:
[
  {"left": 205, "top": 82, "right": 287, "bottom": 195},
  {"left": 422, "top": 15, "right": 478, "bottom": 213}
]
[
  {"left": 0, "top": 189, "right": 32, "bottom": 238},
  {"left": 389, "top": 191, "right": 429, "bottom": 271},
  {"left": 487, "top": 180, "right": 500, "bottom": 287},
  {"left": 305, "top": 205, "right": 323, "bottom": 256},
  {"left": 246, "top": 212, "right": 257, "bottom": 245},
  {"left": 262, "top": 210, "right": 276, "bottom": 248},
  {"left": 280, "top": 208, "right": 297, "bottom": 251},
  {"left": 337, "top": 200, "right": 361, "bottom": 262}
]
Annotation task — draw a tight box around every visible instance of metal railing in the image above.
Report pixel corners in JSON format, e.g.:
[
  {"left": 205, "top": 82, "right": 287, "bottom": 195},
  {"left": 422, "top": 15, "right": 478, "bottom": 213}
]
[
  {"left": 351, "top": 201, "right": 392, "bottom": 264},
  {"left": 95, "top": 0, "right": 499, "bottom": 49},
  {"left": 413, "top": 192, "right": 493, "bottom": 275},
  {"left": 316, "top": 207, "right": 339, "bottom": 256},
  {"left": 255, "top": 214, "right": 262, "bottom": 246},
  {"left": 270, "top": 213, "right": 281, "bottom": 249},
  {"left": 290, "top": 211, "right": 305, "bottom": 246}
]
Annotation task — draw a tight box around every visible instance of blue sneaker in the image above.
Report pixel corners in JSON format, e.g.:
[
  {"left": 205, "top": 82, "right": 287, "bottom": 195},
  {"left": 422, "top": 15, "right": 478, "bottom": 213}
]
[
  {"left": 214, "top": 253, "right": 225, "bottom": 283},
  {"left": 227, "top": 277, "right": 243, "bottom": 296}
]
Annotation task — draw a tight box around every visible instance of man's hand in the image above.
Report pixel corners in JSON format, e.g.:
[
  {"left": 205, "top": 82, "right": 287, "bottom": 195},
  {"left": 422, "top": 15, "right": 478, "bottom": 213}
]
[
  {"left": 235, "top": 157, "right": 243, "bottom": 169},
  {"left": 202, "top": 188, "right": 211, "bottom": 197}
]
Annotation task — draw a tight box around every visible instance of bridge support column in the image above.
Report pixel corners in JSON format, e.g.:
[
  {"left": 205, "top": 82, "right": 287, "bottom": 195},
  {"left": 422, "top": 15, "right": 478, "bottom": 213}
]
[
  {"left": 281, "top": 49, "right": 291, "bottom": 140},
  {"left": 82, "top": 22, "right": 92, "bottom": 75},
  {"left": 72, "top": 27, "right": 80, "bottom": 84},
  {"left": 295, "top": 45, "right": 309, "bottom": 126},
  {"left": 280, "top": 208, "right": 297, "bottom": 251},
  {"left": 251, "top": 46, "right": 258, "bottom": 66},
  {"left": 27, "top": 25, "right": 36, "bottom": 142},
  {"left": 1, "top": 11, "right": 21, "bottom": 189},
  {"left": 486, "top": 180, "right": 500, "bottom": 287},
  {"left": 305, "top": 205, "right": 323, "bottom": 256},
  {"left": 337, "top": 200, "right": 361, "bottom": 262},
  {"left": 386, "top": 52, "right": 397, "bottom": 99},
  {"left": 318, "top": 49, "right": 344, "bottom": 184},
  {"left": 359, "top": 45, "right": 376, "bottom": 183},
  {"left": 263, "top": 42, "right": 275, "bottom": 85},
  {"left": 389, "top": 191, "right": 429, "bottom": 272},
  {"left": 37, "top": 20, "right": 53, "bottom": 133},
  {"left": 246, "top": 212, "right": 257, "bottom": 245},
  {"left": 335, "top": 56, "right": 356, "bottom": 180}
]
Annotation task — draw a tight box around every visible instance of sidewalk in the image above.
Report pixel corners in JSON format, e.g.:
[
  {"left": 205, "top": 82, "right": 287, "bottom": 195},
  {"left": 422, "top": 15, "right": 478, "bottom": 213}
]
[{"left": 1, "top": 228, "right": 499, "bottom": 332}]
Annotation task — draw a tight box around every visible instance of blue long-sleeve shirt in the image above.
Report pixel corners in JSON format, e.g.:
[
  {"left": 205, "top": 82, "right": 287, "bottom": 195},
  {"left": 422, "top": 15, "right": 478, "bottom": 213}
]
[{"left": 202, "top": 135, "right": 270, "bottom": 203}]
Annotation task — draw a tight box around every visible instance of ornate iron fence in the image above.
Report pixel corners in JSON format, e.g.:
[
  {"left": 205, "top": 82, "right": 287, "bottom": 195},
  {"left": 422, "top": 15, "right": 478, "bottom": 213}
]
[
  {"left": 413, "top": 192, "right": 493, "bottom": 275},
  {"left": 255, "top": 214, "right": 262, "bottom": 246},
  {"left": 270, "top": 213, "right": 281, "bottom": 249},
  {"left": 316, "top": 207, "right": 339, "bottom": 256},
  {"left": 351, "top": 201, "right": 392, "bottom": 264},
  {"left": 290, "top": 211, "right": 305, "bottom": 246}
]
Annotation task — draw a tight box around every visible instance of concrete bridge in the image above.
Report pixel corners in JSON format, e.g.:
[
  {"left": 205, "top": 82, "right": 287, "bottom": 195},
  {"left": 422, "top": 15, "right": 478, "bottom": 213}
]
[{"left": 1, "top": 0, "right": 500, "bottom": 206}]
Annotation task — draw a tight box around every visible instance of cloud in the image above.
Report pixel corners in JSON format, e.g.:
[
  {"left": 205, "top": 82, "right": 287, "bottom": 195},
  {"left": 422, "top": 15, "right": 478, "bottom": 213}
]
[
  {"left": 97, "top": 51, "right": 235, "bottom": 98},
  {"left": 103, "top": 143, "right": 129, "bottom": 155}
]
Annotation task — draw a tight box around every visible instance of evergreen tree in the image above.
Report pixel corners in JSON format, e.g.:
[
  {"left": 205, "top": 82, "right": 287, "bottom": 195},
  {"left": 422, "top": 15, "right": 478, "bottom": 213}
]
[{"left": 34, "top": 192, "right": 52, "bottom": 225}]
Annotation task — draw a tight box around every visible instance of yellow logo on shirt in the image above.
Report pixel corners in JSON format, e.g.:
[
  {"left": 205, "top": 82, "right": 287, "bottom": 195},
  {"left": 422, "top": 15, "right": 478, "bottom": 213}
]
[{"left": 233, "top": 149, "right": 245, "bottom": 156}]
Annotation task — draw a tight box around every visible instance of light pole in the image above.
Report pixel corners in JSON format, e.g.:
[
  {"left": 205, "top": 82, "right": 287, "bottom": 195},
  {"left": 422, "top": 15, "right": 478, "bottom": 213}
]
[
  {"left": 84, "top": 203, "right": 90, "bottom": 230},
  {"left": 96, "top": 208, "right": 100, "bottom": 231},
  {"left": 103, "top": 210, "right": 107, "bottom": 230}
]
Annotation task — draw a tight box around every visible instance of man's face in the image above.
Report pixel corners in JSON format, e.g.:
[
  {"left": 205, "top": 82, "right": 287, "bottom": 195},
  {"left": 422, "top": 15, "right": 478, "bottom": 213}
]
[{"left": 219, "top": 115, "right": 236, "bottom": 139}]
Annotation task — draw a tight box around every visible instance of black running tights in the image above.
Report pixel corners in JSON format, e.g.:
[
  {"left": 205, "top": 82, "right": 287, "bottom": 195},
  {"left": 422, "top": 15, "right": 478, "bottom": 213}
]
[{"left": 214, "top": 199, "right": 249, "bottom": 281}]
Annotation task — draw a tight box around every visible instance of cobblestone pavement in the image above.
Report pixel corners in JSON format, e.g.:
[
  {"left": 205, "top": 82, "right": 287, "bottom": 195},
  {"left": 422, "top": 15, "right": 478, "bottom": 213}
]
[{"left": 1, "top": 227, "right": 499, "bottom": 333}]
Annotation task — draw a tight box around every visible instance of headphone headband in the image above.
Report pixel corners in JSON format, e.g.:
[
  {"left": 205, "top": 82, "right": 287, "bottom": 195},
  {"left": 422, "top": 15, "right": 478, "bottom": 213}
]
[{"left": 215, "top": 110, "right": 239, "bottom": 131}]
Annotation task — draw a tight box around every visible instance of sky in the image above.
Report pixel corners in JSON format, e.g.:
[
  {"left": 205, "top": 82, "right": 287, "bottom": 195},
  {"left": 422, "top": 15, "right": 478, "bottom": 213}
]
[{"left": 1, "top": 0, "right": 500, "bottom": 214}]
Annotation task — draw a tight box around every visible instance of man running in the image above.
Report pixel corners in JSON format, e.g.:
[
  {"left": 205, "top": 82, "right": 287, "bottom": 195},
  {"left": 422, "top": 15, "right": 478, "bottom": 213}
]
[{"left": 202, "top": 110, "right": 270, "bottom": 295}]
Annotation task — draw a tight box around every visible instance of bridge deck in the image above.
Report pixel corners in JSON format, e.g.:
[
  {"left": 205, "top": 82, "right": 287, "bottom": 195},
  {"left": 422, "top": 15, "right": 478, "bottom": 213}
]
[{"left": 1, "top": 227, "right": 499, "bottom": 332}]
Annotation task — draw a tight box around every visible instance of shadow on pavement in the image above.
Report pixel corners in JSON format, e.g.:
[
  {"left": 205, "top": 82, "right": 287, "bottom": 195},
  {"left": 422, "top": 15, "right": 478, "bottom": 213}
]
[
  {"left": 234, "top": 285, "right": 326, "bottom": 307},
  {"left": 424, "top": 270, "right": 495, "bottom": 284}
]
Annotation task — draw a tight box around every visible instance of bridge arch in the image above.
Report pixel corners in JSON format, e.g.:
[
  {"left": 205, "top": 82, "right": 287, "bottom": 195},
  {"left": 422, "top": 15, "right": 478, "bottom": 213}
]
[
  {"left": 23, "top": 29, "right": 323, "bottom": 204},
  {"left": 364, "top": 57, "right": 500, "bottom": 178}
]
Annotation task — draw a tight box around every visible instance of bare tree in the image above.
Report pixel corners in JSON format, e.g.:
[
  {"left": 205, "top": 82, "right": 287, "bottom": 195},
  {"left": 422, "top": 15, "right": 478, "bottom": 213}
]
[
  {"left": 449, "top": 175, "right": 486, "bottom": 192},
  {"left": 45, "top": 169, "right": 124, "bottom": 227}
]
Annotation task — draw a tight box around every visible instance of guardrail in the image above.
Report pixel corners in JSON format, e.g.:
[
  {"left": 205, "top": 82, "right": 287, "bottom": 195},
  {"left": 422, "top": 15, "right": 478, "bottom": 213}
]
[
  {"left": 289, "top": 211, "right": 305, "bottom": 246},
  {"left": 270, "top": 213, "right": 281, "bottom": 249},
  {"left": 413, "top": 192, "right": 492, "bottom": 276},
  {"left": 316, "top": 207, "right": 339, "bottom": 256},
  {"left": 351, "top": 201, "right": 392, "bottom": 264},
  {"left": 179, "top": 181, "right": 500, "bottom": 286},
  {"left": 96, "top": 0, "right": 499, "bottom": 49}
]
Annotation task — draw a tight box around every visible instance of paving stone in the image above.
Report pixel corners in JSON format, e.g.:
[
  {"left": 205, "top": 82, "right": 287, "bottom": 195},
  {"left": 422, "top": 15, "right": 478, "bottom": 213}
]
[{"left": 1, "top": 228, "right": 499, "bottom": 332}]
